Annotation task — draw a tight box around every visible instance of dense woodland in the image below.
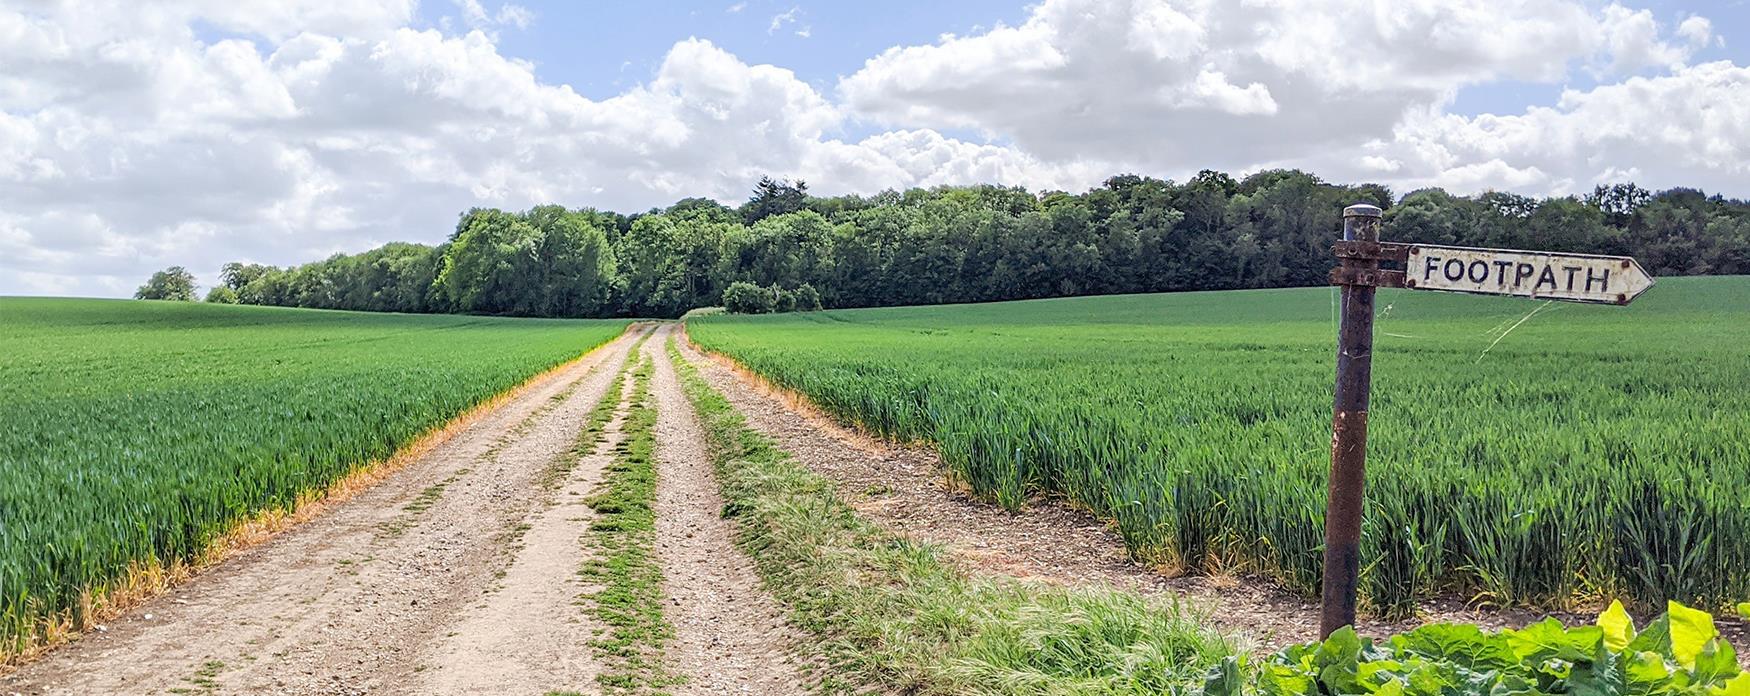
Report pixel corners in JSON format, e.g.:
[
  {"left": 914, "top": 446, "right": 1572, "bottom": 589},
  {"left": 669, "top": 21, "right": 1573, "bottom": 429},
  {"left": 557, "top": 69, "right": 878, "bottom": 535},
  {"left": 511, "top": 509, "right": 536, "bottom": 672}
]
[{"left": 148, "top": 171, "right": 1750, "bottom": 317}]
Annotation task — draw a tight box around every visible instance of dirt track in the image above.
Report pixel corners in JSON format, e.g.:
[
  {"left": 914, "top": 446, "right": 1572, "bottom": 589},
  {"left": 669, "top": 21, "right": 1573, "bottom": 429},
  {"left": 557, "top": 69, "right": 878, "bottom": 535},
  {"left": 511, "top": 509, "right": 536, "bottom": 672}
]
[
  {"left": 4, "top": 325, "right": 827, "bottom": 696},
  {"left": 411, "top": 365, "right": 637, "bottom": 694}
]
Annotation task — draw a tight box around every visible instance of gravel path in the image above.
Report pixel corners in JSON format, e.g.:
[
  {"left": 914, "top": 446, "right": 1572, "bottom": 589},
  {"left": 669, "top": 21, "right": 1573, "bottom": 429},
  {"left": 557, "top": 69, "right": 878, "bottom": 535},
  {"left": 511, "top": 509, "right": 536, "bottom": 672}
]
[
  {"left": 3, "top": 328, "right": 646, "bottom": 696},
  {"left": 645, "top": 326, "right": 807, "bottom": 695},
  {"left": 675, "top": 332, "right": 1733, "bottom": 652}
]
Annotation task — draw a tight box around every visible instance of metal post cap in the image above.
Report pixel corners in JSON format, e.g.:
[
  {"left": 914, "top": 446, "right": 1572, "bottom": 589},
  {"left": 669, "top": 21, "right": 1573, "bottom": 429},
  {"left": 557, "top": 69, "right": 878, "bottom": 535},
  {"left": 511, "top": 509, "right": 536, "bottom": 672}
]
[{"left": 1344, "top": 203, "right": 1382, "bottom": 218}]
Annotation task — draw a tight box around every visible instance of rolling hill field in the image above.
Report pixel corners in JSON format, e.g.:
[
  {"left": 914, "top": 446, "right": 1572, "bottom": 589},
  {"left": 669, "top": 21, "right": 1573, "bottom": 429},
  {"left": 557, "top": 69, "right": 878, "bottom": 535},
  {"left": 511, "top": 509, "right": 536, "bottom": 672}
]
[
  {"left": 6, "top": 287, "right": 1748, "bottom": 693},
  {"left": 688, "top": 275, "right": 1750, "bottom": 617}
]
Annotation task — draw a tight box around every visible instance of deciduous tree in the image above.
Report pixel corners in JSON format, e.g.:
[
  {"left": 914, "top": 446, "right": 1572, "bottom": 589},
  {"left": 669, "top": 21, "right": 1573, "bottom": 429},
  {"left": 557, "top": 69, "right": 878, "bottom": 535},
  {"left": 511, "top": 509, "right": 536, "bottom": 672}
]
[{"left": 135, "top": 266, "right": 197, "bottom": 301}]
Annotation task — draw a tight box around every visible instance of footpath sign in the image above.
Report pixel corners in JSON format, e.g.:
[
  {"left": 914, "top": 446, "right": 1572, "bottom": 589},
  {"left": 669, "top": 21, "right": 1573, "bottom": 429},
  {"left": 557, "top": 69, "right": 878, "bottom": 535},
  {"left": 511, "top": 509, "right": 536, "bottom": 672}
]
[
  {"left": 1407, "top": 245, "right": 1652, "bottom": 304},
  {"left": 1316, "top": 204, "right": 1655, "bottom": 638}
]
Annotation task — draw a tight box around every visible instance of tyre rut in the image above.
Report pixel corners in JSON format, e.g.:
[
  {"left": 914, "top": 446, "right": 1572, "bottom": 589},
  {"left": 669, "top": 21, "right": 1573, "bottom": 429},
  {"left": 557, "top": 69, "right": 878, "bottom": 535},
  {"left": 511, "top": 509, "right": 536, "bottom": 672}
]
[
  {"left": 644, "top": 326, "right": 806, "bottom": 696},
  {"left": 411, "top": 359, "right": 640, "bottom": 695}
]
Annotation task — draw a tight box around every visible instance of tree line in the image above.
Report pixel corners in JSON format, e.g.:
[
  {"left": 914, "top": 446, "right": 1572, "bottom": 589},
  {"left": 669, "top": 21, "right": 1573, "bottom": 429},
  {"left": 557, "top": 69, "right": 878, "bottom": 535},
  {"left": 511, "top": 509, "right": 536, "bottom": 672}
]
[{"left": 139, "top": 171, "right": 1750, "bottom": 316}]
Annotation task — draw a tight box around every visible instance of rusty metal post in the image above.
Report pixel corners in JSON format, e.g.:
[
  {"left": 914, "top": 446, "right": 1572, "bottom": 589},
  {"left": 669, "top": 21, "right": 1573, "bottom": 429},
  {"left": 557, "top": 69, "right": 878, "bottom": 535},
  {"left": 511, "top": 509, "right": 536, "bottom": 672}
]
[{"left": 1320, "top": 203, "right": 1382, "bottom": 638}]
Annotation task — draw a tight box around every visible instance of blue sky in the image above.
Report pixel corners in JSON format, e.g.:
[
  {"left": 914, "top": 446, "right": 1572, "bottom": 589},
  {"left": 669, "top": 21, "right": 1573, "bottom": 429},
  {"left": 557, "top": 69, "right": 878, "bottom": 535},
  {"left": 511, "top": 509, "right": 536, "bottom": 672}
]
[
  {"left": 418, "top": 0, "right": 1749, "bottom": 118},
  {"left": 407, "top": 0, "right": 1035, "bottom": 144},
  {"left": 413, "top": 1, "right": 1031, "bottom": 99}
]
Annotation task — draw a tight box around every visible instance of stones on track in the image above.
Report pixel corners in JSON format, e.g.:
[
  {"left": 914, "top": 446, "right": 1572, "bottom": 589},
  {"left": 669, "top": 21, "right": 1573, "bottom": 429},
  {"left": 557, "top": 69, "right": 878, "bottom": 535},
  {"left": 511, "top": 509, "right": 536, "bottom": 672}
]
[{"left": 644, "top": 326, "right": 807, "bottom": 695}]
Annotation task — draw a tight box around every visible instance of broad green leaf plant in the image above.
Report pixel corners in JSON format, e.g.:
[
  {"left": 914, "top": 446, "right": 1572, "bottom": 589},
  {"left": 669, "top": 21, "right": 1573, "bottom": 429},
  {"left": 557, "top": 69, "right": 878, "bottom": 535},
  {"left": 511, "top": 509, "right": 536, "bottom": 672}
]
[{"left": 1195, "top": 601, "right": 1747, "bottom": 695}]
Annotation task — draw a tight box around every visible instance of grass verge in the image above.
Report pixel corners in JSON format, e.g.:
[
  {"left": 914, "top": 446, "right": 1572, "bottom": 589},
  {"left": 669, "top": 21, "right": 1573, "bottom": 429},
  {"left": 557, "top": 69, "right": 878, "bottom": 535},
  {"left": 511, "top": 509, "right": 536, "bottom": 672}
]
[
  {"left": 579, "top": 351, "right": 680, "bottom": 695},
  {"left": 666, "top": 337, "right": 1241, "bottom": 695}
]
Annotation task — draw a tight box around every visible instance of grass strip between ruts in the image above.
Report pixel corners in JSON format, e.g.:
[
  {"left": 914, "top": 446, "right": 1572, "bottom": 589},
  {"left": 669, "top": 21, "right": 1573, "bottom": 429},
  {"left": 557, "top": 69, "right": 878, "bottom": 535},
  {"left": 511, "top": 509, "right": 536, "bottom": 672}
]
[
  {"left": 579, "top": 348, "right": 681, "bottom": 695},
  {"left": 666, "top": 336, "right": 1241, "bottom": 695},
  {"left": 546, "top": 330, "right": 650, "bottom": 492}
]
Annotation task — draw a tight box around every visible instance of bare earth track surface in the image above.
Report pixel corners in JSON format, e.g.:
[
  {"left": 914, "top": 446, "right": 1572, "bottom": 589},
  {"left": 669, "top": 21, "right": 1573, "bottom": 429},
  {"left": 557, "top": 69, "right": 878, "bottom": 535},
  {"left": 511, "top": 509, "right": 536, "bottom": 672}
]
[
  {"left": 645, "top": 326, "right": 807, "bottom": 696},
  {"left": 674, "top": 333, "right": 1750, "bottom": 652},
  {"left": 412, "top": 363, "right": 639, "bottom": 695},
  {"left": 3, "top": 330, "right": 648, "bottom": 696}
]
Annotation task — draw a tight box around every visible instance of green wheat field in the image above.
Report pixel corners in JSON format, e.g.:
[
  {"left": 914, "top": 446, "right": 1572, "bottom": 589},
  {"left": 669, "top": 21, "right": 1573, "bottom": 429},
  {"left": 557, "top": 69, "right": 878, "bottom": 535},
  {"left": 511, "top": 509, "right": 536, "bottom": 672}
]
[{"left": 689, "top": 275, "right": 1750, "bottom": 618}]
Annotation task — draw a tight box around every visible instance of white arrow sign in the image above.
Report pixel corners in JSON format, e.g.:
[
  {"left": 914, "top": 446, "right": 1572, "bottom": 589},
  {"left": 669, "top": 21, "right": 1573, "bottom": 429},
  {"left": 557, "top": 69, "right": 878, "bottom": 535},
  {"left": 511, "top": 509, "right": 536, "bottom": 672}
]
[{"left": 1405, "top": 245, "right": 1655, "bottom": 305}]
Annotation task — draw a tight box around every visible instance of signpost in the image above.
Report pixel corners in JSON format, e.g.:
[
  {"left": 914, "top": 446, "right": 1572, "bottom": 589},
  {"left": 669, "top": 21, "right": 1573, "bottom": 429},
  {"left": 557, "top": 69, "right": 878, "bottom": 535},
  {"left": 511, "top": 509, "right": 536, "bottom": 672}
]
[{"left": 1317, "top": 204, "right": 1655, "bottom": 638}]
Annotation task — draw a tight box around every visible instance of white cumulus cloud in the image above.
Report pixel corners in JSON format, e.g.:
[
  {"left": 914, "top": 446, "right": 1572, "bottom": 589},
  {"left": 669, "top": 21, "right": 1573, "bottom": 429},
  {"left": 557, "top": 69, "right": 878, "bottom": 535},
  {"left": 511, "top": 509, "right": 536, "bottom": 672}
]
[
  {"left": 1374, "top": 61, "right": 1750, "bottom": 196},
  {"left": 0, "top": 3, "right": 1077, "bottom": 296},
  {"left": 837, "top": 0, "right": 1727, "bottom": 174}
]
